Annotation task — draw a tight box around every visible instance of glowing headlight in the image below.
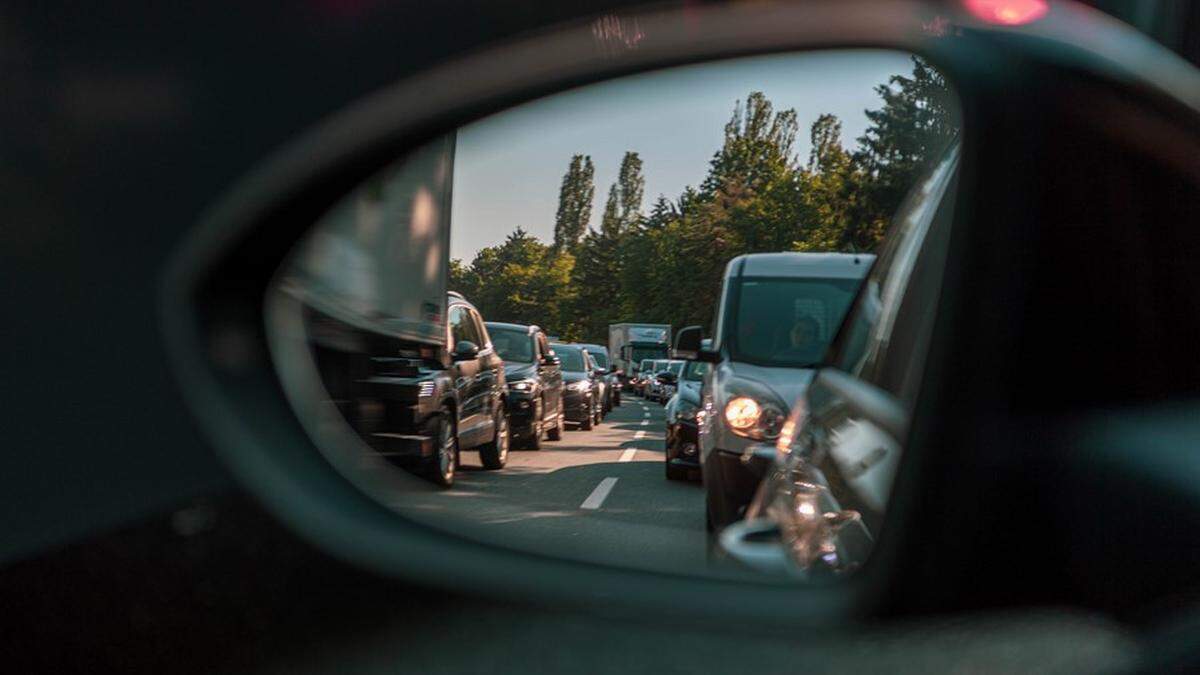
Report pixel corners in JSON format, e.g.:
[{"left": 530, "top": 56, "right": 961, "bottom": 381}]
[
  {"left": 725, "top": 396, "right": 785, "bottom": 440},
  {"left": 724, "top": 397, "right": 761, "bottom": 430},
  {"left": 417, "top": 381, "right": 435, "bottom": 398},
  {"left": 509, "top": 380, "right": 533, "bottom": 392}
]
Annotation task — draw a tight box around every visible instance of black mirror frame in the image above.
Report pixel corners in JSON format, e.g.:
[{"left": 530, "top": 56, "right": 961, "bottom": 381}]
[{"left": 159, "top": 0, "right": 1200, "bottom": 627}]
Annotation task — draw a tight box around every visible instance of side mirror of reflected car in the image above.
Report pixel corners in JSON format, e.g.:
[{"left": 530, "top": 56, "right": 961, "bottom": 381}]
[{"left": 452, "top": 340, "right": 480, "bottom": 361}]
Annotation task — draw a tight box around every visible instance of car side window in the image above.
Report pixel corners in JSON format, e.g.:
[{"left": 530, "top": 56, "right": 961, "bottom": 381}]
[
  {"left": 468, "top": 310, "right": 489, "bottom": 350},
  {"left": 449, "top": 305, "right": 480, "bottom": 346},
  {"left": 829, "top": 145, "right": 959, "bottom": 404}
]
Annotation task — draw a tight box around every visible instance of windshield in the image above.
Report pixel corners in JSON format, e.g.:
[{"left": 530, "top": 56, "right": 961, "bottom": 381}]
[
  {"left": 553, "top": 346, "right": 586, "bottom": 372},
  {"left": 488, "top": 326, "right": 534, "bottom": 363},
  {"left": 631, "top": 345, "right": 668, "bottom": 364},
  {"left": 584, "top": 348, "right": 609, "bottom": 369},
  {"left": 683, "top": 361, "right": 710, "bottom": 381},
  {"left": 730, "top": 277, "right": 860, "bottom": 368},
  {"left": 639, "top": 359, "right": 654, "bottom": 372}
]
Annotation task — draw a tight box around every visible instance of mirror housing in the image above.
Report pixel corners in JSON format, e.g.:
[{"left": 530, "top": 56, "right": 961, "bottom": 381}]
[
  {"left": 452, "top": 340, "right": 480, "bottom": 361},
  {"left": 673, "top": 325, "right": 704, "bottom": 360}
]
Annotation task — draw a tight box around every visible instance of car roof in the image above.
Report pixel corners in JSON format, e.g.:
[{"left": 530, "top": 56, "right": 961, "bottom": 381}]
[
  {"left": 732, "top": 252, "right": 876, "bottom": 279},
  {"left": 549, "top": 342, "right": 582, "bottom": 353},
  {"left": 484, "top": 321, "right": 538, "bottom": 335},
  {"left": 577, "top": 343, "right": 607, "bottom": 352}
]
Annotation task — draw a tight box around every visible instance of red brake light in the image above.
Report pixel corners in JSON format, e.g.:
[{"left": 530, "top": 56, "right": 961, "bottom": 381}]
[{"left": 963, "top": 0, "right": 1049, "bottom": 26}]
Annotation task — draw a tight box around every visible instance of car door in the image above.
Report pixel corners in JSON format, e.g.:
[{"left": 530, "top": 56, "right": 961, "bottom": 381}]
[
  {"left": 536, "top": 331, "right": 562, "bottom": 418},
  {"left": 447, "top": 304, "right": 483, "bottom": 443},
  {"left": 469, "top": 307, "right": 501, "bottom": 438},
  {"left": 799, "top": 146, "right": 959, "bottom": 534}
]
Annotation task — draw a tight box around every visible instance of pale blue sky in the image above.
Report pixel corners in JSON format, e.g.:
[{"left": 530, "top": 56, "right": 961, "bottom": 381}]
[{"left": 449, "top": 50, "right": 914, "bottom": 262}]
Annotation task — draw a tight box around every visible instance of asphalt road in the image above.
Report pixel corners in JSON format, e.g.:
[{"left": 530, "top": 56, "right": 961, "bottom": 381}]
[{"left": 381, "top": 395, "right": 746, "bottom": 579}]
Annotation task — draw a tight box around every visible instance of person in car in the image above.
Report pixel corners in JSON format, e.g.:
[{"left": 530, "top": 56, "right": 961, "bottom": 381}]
[{"left": 778, "top": 315, "right": 823, "bottom": 364}]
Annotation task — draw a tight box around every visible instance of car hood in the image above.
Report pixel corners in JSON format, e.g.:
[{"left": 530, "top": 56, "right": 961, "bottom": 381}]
[
  {"left": 503, "top": 362, "right": 537, "bottom": 381},
  {"left": 724, "top": 362, "right": 816, "bottom": 409}
]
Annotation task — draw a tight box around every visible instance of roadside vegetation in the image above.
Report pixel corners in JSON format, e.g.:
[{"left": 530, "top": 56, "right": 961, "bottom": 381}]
[{"left": 451, "top": 57, "right": 957, "bottom": 343}]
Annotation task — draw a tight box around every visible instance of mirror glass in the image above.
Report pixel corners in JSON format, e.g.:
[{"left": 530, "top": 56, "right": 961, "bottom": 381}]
[{"left": 267, "top": 50, "right": 960, "bottom": 583}]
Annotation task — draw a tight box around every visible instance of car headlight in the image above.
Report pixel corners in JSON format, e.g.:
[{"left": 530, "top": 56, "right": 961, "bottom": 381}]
[
  {"left": 569, "top": 380, "right": 591, "bottom": 392},
  {"left": 724, "top": 396, "right": 786, "bottom": 440},
  {"left": 509, "top": 379, "right": 534, "bottom": 392}
]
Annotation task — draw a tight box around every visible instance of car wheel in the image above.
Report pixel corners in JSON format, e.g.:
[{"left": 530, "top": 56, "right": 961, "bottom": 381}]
[
  {"left": 478, "top": 405, "right": 509, "bottom": 470},
  {"left": 546, "top": 409, "right": 563, "bottom": 441},
  {"left": 666, "top": 461, "right": 687, "bottom": 481},
  {"left": 593, "top": 403, "right": 602, "bottom": 425},
  {"left": 579, "top": 409, "right": 593, "bottom": 431},
  {"left": 613, "top": 391, "right": 621, "bottom": 407},
  {"left": 427, "top": 407, "right": 457, "bottom": 487},
  {"left": 704, "top": 473, "right": 739, "bottom": 533},
  {"left": 526, "top": 398, "right": 543, "bottom": 450}
]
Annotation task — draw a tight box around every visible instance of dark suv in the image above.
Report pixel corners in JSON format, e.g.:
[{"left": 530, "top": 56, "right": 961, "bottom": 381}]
[
  {"left": 360, "top": 292, "right": 510, "bottom": 486},
  {"left": 551, "top": 343, "right": 602, "bottom": 430},
  {"left": 578, "top": 343, "right": 621, "bottom": 411},
  {"left": 485, "top": 322, "right": 565, "bottom": 449}
]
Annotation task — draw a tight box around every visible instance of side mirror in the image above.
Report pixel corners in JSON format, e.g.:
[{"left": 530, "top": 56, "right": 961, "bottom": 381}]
[
  {"left": 542, "top": 351, "right": 559, "bottom": 366},
  {"left": 673, "top": 325, "right": 704, "bottom": 360},
  {"left": 452, "top": 340, "right": 480, "bottom": 361},
  {"left": 594, "top": 367, "right": 608, "bottom": 375}
]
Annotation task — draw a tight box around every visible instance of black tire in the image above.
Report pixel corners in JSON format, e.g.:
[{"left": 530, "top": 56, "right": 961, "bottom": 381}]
[
  {"left": 666, "top": 461, "right": 688, "bottom": 481},
  {"left": 613, "top": 391, "right": 621, "bottom": 407},
  {"left": 704, "top": 461, "right": 740, "bottom": 533},
  {"left": 546, "top": 409, "right": 563, "bottom": 440},
  {"left": 665, "top": 440, "right": 687, "bottom": 480},
  {"left": 526, "top": 398, "right": 544, "bottom": 450},
  {"left": 593, "top": 402, "right": 603, "bottom": 426},
  {"left": 579, "top": 410, "right": 593, "bottom": 431},
  {"left": 478, "top": 404, "right": 509, "bottom": 470},
  {"left": 427, "top": 407, "right": 457, "bottom": 487}
]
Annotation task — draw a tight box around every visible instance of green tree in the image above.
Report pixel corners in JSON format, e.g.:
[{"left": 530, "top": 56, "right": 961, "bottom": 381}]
[
  {"left": 552, "top": 154, "right": 595, "bottom": 250},
  {"left": 465, "top": 227, "right": 574, "bottom": 331},
  {"left": 854, "top": 56, "right": 958, "bottom": 232}
]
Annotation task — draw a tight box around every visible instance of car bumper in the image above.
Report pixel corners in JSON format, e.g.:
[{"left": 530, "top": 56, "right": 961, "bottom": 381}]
[
  {"left": 506, "top": 392, "right": 537, "bottom": 434},
  {"left": 703, "top": 444, "right": 775, "bottom": 518},
  {"left": 562, "top": 390, "right": 593, "bottom": 423}
]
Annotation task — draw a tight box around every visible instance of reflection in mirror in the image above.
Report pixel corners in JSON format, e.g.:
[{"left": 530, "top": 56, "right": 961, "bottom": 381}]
[{"left": 267, "top": 50, "right": 960, "bottom": 583}]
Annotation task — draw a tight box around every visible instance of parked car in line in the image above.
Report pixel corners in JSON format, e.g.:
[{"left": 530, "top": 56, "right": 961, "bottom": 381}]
[
  {"left": 578, "top": 343, "right": 621, "bottom": 411},
  {"left": 664, "top": 359, "right": 710, "bottom": 481},
  {"left": 485, "top": 321, "right": 565, "bottom": 449},
  {"left": 358, "top": 291, "right": 511, "bottom": 486},
  {"left": 550, "top": 343, "right": 603, "bottom": 431},
  {"left": 632, "top": 358, "right": 656, "bottom": 397},
  {"left": 656, "top": 360, "right": 686, "bottom": 403},
  {"left": 719, "top": 146, "right": 959, "bottom": 576},
  {"left": 675, "top": 252, "right": 874, "bottom": 532},
  {"left": 643, "top": 359, "right": 671, "bottom": 402}
]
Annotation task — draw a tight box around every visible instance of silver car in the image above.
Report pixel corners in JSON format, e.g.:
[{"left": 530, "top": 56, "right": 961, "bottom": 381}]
[{"left": 676, "top": 252, "right": 874, "bottom": 532}]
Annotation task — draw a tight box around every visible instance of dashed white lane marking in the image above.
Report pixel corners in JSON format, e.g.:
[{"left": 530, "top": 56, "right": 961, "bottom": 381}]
[
  {"left": 633, "top": 430, "right": 646, "bottom": 440},
  {"left": 643, "top": 411, "right": 651, "bottom": 417},
  {"left": 619, "top": 448, "right": 637, "bottom": 462},
  {"left": 640, "top": 419, "right": 649, "bottom": 426},
  {"left": 580, "top": 477, "right": 618, "bottom": 510}
]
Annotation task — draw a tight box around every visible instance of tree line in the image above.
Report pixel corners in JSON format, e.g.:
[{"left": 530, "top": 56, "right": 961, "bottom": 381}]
[{"left": 450, "top": 57, "right": 957, "bottom": 344}]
